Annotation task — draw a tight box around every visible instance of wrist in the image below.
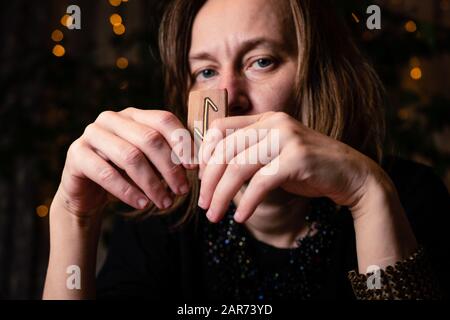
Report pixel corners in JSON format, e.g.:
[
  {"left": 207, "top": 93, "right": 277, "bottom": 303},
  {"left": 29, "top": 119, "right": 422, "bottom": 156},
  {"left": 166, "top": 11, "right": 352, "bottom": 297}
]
[
  {"left": 349, "top": 165, "right": 418, "bottom": 271},
  {"left": 50, "top": 187, "right": 104, "bottom": 232},
  {"left": 349, "top": 164, "right": 397, "bottom": 222}
]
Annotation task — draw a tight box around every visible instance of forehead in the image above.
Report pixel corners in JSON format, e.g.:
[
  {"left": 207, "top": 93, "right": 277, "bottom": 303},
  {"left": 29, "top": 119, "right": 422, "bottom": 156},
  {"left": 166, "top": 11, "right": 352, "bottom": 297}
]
[{"left": 190, "top": 0, "right": 293, "bottom": 52}]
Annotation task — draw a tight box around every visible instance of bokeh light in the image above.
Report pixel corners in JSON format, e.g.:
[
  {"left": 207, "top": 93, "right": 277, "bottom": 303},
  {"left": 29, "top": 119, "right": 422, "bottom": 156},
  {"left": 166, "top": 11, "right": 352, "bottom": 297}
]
[
  {"left": 36, "top": 205, "right": 49, "bottom": 218},
  {"left": 116, "top": 57, "right": 129, "bottom": 69},
  {"left": 113, "top": 23, "right": 126, "bottom": 35},
  {"left": 52, "top": 44, "right": 65, "bottom": 57},
  {"left": 109, "top": 0, "right": 122, "bottom": 7},
  {"left": 109, "top": 14, "right": 122, "bottom": 26},
  {"left": 410, "top": 67, "right": 422, "bottom": 80},
  {"left": 405, "top": 20, "right": 417, "bottom": 33},
  {"left": 60, "top": 14, "right": 73, "bottom": 28},
  {"left": 51, "top": 29, "right": 64, "bottom": 42}
]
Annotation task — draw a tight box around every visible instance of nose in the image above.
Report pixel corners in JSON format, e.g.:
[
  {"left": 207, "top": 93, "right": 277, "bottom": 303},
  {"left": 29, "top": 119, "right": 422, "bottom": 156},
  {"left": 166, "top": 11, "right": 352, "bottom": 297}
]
[{"left": 219, "top": 70, "right": 251, "bottom": 116}]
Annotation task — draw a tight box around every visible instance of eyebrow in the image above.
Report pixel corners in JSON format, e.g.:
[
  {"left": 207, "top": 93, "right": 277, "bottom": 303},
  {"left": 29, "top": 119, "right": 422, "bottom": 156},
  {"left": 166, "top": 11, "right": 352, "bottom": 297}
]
[{"left": 188, "top": 37, "right": 286, "bottom": 62}]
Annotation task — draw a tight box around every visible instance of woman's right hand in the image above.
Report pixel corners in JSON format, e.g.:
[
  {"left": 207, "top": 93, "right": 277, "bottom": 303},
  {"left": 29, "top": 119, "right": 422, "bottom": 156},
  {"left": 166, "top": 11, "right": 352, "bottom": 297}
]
[{"left": 53, "top": 107, "right": 195, "bottom": 219}]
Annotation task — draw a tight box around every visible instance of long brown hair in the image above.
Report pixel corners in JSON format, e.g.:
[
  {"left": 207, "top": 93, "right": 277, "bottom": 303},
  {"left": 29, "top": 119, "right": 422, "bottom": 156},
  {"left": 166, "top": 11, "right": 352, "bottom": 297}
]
[{"left": 133, "top": 0, "right": 386, "bottom": 225}]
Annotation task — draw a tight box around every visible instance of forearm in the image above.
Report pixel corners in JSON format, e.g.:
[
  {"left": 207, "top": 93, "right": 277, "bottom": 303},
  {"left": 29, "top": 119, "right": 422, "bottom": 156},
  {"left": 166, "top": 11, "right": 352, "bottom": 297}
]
[
  {"left": 351, "top": 168, "right": 418, "bottom": 273},
  {"left": 43, "top": 199, "right": 102, "bottom": 300}
]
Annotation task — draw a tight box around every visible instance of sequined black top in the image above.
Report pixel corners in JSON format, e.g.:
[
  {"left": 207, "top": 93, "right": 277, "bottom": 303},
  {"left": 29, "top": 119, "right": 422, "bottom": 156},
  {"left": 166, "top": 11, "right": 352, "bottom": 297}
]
[{"left": 96, "top": 157, "right": 450, "bottom": 300}]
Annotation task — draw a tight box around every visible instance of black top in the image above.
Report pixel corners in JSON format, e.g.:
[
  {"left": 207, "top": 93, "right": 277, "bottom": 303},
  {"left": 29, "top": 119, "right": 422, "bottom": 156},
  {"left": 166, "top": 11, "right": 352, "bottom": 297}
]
[{"left": 96, "top": 157, "right": 450, "bottom": 300}]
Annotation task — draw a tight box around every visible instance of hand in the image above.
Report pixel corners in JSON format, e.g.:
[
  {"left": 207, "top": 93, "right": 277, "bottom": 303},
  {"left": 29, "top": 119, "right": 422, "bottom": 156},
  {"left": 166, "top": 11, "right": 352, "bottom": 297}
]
[
  {"left": 54, "top": 108, "right": 195, "bottom": 218},
  {"left": 198, "top": 111, "right": 381, "bottom": 223}
]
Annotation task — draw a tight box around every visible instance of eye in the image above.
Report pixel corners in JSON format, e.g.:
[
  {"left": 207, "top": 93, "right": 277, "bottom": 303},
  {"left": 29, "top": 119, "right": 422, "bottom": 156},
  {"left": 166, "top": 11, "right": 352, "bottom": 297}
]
[
  {"left": 195, "top": 68, "right": 217, "bottom": 81},
  {"left": 252, "top": 58, "right": 274, "bottom": 70}
]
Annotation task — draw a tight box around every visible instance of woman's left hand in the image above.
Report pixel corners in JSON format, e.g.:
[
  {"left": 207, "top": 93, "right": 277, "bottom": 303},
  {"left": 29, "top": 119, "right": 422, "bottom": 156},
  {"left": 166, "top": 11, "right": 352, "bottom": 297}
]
[{"left": 197, "top": 111, "right": 386, "bottom": 223}]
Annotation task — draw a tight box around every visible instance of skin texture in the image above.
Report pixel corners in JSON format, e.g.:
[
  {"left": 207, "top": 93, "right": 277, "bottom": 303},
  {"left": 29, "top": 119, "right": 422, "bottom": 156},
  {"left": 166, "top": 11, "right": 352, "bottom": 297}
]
[{"left": 43, "top": 0, "right": 418, "bottom": 299}]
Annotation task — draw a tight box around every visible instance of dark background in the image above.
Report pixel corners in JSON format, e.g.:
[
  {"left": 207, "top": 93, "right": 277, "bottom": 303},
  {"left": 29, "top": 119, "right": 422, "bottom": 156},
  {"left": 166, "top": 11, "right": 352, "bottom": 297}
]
[{"left": 0, "top": 0, "right": 449, "bottom": 299}]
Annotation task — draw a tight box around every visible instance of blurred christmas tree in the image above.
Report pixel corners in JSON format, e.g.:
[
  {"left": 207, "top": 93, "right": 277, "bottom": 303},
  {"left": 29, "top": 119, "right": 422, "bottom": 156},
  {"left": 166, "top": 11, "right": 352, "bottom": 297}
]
[{"left": 344, "top": 0, "right": 450, "bottom": 178}]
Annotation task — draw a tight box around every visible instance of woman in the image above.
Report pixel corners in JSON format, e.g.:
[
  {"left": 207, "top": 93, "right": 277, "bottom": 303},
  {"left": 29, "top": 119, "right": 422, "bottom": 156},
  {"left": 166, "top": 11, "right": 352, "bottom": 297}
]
[{"left": 43, "top": 0, "right": 449, "bottom": 300}]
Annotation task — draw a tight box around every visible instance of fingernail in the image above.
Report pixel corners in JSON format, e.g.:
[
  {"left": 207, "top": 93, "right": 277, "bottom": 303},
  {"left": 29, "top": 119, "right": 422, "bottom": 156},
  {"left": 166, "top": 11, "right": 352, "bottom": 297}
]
[
  {"left": 179, "top": 183, "right": 189, "bottom": 195},
  {"left": 138, "top": 198, "right": 149, "bottom": 209},
  {"left": 206, "top": 208, "right": 214, "bottom": 221},
  {"left": 198, "top": 194, "right": 206, "bottom": 209},
  {"left": 162, "top": 196, "right": 173, "bottom": 209},
  {"left": 234, "top": 211, "right": 242, "bottom": 223}
]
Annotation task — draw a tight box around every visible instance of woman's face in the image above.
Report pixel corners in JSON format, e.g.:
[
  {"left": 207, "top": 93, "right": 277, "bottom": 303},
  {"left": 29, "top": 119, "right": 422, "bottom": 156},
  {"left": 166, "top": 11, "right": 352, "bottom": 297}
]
[{"left": 189, "top": 0, "right": 299, "bottom": 116}]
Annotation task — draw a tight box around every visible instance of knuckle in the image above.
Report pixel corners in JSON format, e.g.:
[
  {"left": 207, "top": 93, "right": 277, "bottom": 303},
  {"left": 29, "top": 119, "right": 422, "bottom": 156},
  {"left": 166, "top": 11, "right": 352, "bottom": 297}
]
[
  {"left": 157, "top": 111, "right": 177, "bottom": 126},
  {"left": 67, "top": 139, "right": 80, "bottom": 155},
  {"left": 122, "top": 107, "right": 137, "bottom": 114},
  {"left": 164, "top": 163, "right": 183, "bottom": 176},
  {"left": 142, "top": 129, "right": 164, "bottom": 149},
  {"left": 96, "top": 110, "right": 115, "bottom": 123},
  {"left": 67, "top": 139, "right": 84, "bottom": 161},
  {"left": 148, "top": 177, "right": 164, "bottom": 192},
  {"left": 83, "top": 123, "right": 96, "bottom": 137},
  {"left": 120, "top": 183, "right": 135, "bottom": 198},
  {"left": 273, "top": 111, "right": 291, "bottom": 122},
  {"left": 98, "top": 166, "right": 117, "bottom": 184},
  {"left": 260, "top": 111, "right": 277, "bottom": 121},
  {"left": 121, "top": 146, "right": 144, "bottom": 166}
]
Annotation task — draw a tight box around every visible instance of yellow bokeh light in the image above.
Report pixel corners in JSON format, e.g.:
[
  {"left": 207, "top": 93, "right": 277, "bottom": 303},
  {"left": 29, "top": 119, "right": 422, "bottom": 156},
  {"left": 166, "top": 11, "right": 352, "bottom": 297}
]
[
  {"left": 113, "top": 23, "right": 126, "bottom": 35},
  {"left": 60, "top": 14, "right": 73, "bottom": 28},
  {"left": 109, "top": 0, "right": 122, "bottom": 7},
  {"left": 109, "top": 14, "right": 122, "bottom": 26},
  {"left": 410, "top": 67, "right": 422, "bottom": 80},
  {"left": 51, "top": 29, "right": 64, "bottom": 42},
  {"left": 116, "top": 57, "right": 129, "bottom": 69},
  {"left": 36, "top": 205, "right": 49, "bottom": 218},
  {"left": 52, "top": 44, "right": 65, "bottom": 57},
  {"left": 405, "top": 20, "right": 417, "bottom": 33}
]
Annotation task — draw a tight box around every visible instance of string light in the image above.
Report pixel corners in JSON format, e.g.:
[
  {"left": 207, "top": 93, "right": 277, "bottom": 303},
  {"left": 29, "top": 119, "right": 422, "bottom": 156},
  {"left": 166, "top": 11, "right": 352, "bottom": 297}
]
[
  {"left": 410, "top": 67, "right": 422, "bottom": 80},
  {"left": 405, "top": 20, "right": 417, "bottom": 33},
  {"left": 36, "top": 205, "right": 49, "bottom": 218},
  {"left": 60, "top": 14, "right": 73, "bottom": 28},
  {"left": 109, "top": 0, "right": 122, "bottom": 7},
  {"left": 52, "top": 44, "right": 65, "bottom": 57},
  {"left": 113, "top": 23, "right": 126, "bottom": 35},
  {"left": 116, "top": 57, "right": 129, "bottom": 69},
  {"left": 109, "top": 13, "right": 122, "bottom": 26},
  {"left": 51, "top": 29, "right": 64, "bottom": 42}
]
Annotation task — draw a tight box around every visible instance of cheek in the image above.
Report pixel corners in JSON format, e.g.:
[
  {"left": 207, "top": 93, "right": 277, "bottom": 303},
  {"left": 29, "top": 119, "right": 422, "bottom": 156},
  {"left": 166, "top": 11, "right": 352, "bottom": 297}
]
[{"left": 248, "top": 65, "right": 297, "bottom": 114}]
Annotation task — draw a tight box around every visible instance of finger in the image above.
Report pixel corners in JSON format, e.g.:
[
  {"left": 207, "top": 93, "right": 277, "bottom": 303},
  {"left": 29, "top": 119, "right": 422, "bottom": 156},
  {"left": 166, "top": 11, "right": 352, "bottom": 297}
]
[
  {"left": 72, "top": 142, "right": 150, "bottom": 210},
  {"left": 198, "top": 135, "right": 237, "bottom": 208},
  {"left": 199, "top": 114, "right": 264, "bottom": 176},
  {"left": 199, "top": 114, "right": 277, "bottom": 178},
  {"left": 83, "top": 124, "right": 173, "bottom": 209},
  {"left": 199, "top": 128, "right": 270, "bottom": 206},
  {"left": 95, "top": 112, "right": 190, "bottom": 196},
  {"left": 205, "top": 144, "right": 266, "bottom": 223},
  {"left": 199, "top": 125, "right": 268, "bottom": 180},
  {"left": 234, "top": 155, "right": 286, "bottom": 223},
  {"left": 120, "top": 108, "right": 197, "bottom": 169}
]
